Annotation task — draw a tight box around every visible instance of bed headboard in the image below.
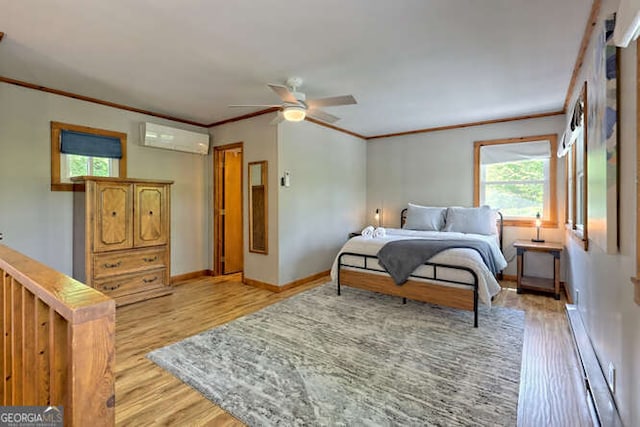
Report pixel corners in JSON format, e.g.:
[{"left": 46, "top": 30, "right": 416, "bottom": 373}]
[{"left": 400, "top": 208, "right": 504, "bottom": 253}]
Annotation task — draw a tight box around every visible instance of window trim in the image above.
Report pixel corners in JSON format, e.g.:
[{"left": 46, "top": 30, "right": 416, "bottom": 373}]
[
  {"left": 633, "top": 39, "right": 640, "bottom": 304},
  {"left": 51, "top": 121, "right": 127, "bottom": 191},
  {"left": 473, "top": 134, "right": 558, "bottom": 228},
  {"left": 565, "top": 83, "right": 589, "bottom": 250}
]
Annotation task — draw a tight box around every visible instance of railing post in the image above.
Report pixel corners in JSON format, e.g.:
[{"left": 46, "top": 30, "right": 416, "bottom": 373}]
[
  {"left": 68, "top": 314, "right": 115, "bottom": 426},
  {"left": 0, "top": 244, "right": 115, "bottom": 426}
]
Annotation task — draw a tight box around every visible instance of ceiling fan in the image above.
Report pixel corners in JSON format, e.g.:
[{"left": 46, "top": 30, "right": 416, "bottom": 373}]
[{"left": 229, "top": 77, "right": 357, "bottom": 124}]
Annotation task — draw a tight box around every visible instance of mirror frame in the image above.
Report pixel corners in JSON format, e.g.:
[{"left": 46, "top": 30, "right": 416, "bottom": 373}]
[{"left": 248, "top": 161, "right": 268, "bottom": 254}]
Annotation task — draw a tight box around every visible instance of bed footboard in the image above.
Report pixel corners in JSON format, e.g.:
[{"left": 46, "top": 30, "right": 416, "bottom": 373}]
[{"left": 337, "top": 252, "right": 480, "bottom": 327}]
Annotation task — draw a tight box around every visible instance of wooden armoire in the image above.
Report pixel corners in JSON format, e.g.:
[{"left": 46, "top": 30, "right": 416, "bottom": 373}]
[{"left": 72, "top": 176, "right": 173, "bottom": 306}]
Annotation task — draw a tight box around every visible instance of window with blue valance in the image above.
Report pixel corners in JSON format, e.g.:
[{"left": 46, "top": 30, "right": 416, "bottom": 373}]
[
  {"left": 51, "top": 121, "right": 127, "bottom": 191},
  {"left": 60, "top": 130, "right": 123, "bottom": 159}
]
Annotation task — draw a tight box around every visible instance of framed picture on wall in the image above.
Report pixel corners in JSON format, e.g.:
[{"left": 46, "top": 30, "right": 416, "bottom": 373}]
[{"left": 587, "top": 14, "right": 619, "bottom": 253}]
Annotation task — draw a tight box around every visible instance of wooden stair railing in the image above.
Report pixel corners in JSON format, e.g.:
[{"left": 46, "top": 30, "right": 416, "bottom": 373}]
[{"left": 0, "top": 244, "right": 115, "bottom": 426}]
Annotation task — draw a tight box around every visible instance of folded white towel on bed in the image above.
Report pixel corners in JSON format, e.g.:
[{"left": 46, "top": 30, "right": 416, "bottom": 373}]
[
  {"left": 361, "top": 225, "right": 375, "bottom": 238},
  {"left": 373, "top": 227, "right": 386, "bottom": 238}
]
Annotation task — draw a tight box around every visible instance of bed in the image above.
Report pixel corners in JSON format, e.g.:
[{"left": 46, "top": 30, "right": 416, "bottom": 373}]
[{"left": 330, "top": 205, "right": 507, "bottom": 327}]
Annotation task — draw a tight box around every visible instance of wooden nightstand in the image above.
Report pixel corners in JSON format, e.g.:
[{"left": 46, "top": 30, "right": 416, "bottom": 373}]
[{"left": 513, "top": 240, "right": 563, "bottom": 300}]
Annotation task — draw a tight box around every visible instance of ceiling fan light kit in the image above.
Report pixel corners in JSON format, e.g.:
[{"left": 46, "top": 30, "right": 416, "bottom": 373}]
[
  {"left": 282, "top": 105, "right": 306, "bottom": 122},
  {"left": 228, "top": 76, "right": 357, "bottom": 125}
]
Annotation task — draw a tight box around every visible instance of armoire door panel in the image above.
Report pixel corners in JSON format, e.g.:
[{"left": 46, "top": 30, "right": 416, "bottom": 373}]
[
  {"left": 94, "top": 182, "right": 133, "bottom": 252},
  {"left": 135, "top": 184, "right": 168, "bottom": 248}
]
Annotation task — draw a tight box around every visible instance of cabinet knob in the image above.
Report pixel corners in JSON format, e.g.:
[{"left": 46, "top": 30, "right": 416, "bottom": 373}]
[
  {"left": 104, "top": 261, "right": 121, "bottom": 269},
  {"left": 149, "top": 211, "right": 153, "bottom": 215},
  {"left": 143, "top": 276, "right": 158, "bottom": 284},
  {"left": 111, "top": 211, "right": 117, "bottom": 217}
]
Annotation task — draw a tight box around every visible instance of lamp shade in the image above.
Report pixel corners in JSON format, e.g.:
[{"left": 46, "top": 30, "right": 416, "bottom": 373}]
[
  {"left": 283, "top": 105, "right": 306, "bottom": 122},
  {"left": 532, "top": 212, "right": 544, "bottom": 242}
]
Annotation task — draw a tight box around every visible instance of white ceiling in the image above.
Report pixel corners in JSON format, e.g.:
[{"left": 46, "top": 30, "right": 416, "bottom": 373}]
[{"left": 0, "top": 0, "right": 591, "bottom": 136}]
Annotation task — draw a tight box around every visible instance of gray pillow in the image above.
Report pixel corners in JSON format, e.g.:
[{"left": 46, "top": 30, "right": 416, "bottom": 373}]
[
  {"left": 444, "top": 206, "right": 497, "bottom": 235},
  {"left": 404, "top": 204, "right": 446, "bottom": 231}
]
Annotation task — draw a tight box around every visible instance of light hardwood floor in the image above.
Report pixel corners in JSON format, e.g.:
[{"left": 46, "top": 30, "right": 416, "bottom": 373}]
[{"left": 115, "top": 276, "right": 592, "bottom": 426}]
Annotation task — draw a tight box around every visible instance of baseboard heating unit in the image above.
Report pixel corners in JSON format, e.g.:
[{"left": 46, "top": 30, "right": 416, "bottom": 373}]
[{"left": 566, "top": 305, "right": 623, "bottom": 427}]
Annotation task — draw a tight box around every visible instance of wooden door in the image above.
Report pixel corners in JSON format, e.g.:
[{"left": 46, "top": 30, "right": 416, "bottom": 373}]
[
  {"left": 223, "top": 149, "right": 243, "bottom": 274},
  {"left": 134, "top": 184, "right": 168, "bottom": 248},
  {"left": 94, "top": 182, "right": 133, "bottom": 252}
]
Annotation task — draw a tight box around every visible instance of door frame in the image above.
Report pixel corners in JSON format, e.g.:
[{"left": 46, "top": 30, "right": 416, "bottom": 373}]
[{"left": 213, "top": 142, "right": 244, "bottom": 276}]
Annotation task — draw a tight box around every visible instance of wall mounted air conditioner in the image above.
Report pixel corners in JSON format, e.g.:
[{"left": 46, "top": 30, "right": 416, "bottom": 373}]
[
  {"left": 614, "top": 0, "right": 640, "bottom": 47},
  {"left": 140, "top": 122, "right": 210, "bottom": 155}
]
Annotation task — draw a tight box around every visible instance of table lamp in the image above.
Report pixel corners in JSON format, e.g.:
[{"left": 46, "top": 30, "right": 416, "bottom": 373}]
[{"left": 531, "top": 212, "right": 545, "bottom": 243}]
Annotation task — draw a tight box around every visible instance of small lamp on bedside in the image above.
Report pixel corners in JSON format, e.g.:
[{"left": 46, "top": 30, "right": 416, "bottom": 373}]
[
  {"left": 531, "top": 212, "right": 545, "bottom": 243},
  {"left": 374, "top": 208, "right": 380, "bottom": 227}
]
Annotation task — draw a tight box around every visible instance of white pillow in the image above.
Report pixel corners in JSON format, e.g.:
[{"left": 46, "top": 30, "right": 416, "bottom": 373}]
[
  {"left": 403, "top": 203, "right": 446, "bottom": 231},
  {"left": 444, "top": 206, "right": 497, "bottom": 235}
]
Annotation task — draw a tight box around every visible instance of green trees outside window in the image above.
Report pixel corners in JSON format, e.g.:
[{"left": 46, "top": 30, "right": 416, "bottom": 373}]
[
  {"left": 482, "top": 159, "right": 545, "bottom": 217},
  {"left": 68, "top": 155, "right": 111, "bottom": 178}
]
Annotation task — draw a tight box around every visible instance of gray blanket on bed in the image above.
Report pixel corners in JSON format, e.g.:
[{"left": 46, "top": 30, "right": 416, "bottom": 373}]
[{"left": 377, "top": 239, "right": 499, "bottom": 285}]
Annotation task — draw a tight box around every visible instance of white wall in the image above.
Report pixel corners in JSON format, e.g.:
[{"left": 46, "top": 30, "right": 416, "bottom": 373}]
[
  {"left": 0, "top": 82, "right": 210, "bottom": 276},
  {"left": 366, "top": 115, "right": 566, "bottom": 276},
  {"left": 210, "top": 113, "right": 280, "bottom": 284},
  {"left": 277, "top": 120, "right": 366, "bottom": 285},
  {"left": 563, "top": 4, "right": 640, "bottom": 424}
]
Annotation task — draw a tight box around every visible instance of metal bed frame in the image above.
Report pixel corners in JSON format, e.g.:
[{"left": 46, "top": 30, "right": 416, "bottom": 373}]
[{"left": 336, "top": 209, "right": 504, "bottom": 327}]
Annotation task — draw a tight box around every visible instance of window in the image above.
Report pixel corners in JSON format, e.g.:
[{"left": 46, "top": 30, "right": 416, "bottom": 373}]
[
  {"left": 566, "top": 142, "right": 574, "bottom": 225},
  {"left": 60, "top": 154, "right": 118, "bottom": 181},
  {"left": 474, "top": 134, "right": 558, "bottom": 227},
  {"left": 51, "top": 122, "right": 127, "bottom": 191},
  {"left": 561, "top": 82, "right": 588, "bottom": 250}
]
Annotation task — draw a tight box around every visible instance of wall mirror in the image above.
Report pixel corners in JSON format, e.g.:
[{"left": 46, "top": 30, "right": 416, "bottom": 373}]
[{"left": 248, "top": 161, "right": 268, "bottom": 254}]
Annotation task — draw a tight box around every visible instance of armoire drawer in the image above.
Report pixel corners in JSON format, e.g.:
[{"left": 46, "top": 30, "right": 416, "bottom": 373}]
[
  {"left": 94, "top": 268, "right": 167, "bottom": 298},
  {"left": 93, "top": 247, "right": 166, "bottom": 279}
]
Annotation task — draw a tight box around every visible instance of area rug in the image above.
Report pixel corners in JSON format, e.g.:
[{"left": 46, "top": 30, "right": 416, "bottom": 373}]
[{"left": 148, "top": 283, "right": 524, "bottom": 426}]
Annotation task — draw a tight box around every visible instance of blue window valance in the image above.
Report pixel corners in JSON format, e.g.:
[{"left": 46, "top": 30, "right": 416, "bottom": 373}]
[{"left": 60, "top": 130, "right": 122, "bottom": 159}]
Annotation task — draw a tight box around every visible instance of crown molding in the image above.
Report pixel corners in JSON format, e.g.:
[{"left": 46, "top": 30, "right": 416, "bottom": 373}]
[
  {"left": 563, "top": 0, "right": 601, "bottom": 111},
  {"left": 206, "top": 107, "right": 279, "bottom": 127},
  {"left": 366, "top": 110, "right": 564, "bottom": 140},
  {"left": 0, "top": 76, "right": 208, "bottom": 128},
  {"left": 2, "top": 75, "right": 566, "bottom": 141},
  {"left": 304, "top": 117, "right": 366, "bottom": 139}
]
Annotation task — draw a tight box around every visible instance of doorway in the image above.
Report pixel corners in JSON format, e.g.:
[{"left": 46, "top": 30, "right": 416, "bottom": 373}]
[{"left": 213, "top": 142, "right": 243, "bottom": 275}]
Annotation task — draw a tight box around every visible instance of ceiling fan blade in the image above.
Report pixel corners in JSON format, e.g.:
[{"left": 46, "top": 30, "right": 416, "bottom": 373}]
[
  {"left": 228, "top": 104, "right": 281, "bottom": 108},
  {"left": 307, "top": 95, "right": 357, "bottom": 108},
  {"left": 307, "top": 109, "right": 340, "bottom": 124},
  {"left": 268, "top": 84, "right": 298, "bottom": 103},
  {"left": 270, "top": 112, "right": 285, "bottom": 125}
]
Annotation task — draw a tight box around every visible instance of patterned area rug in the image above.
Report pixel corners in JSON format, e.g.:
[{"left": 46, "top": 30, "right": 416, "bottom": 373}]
[{"left": 148, "top": 283, "right": 524, "bottom": 426}]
